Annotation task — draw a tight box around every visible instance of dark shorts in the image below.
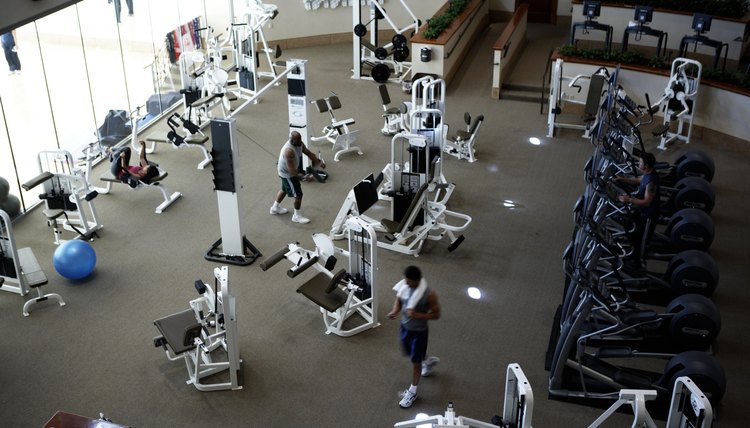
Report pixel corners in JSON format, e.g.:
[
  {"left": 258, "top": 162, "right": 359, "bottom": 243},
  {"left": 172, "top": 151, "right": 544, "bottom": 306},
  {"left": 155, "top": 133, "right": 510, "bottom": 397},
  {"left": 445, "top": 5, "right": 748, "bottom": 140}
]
[
  {"left": 400, "top": 325, "right": 428, "bottom": 364},
  {"left": 280, "top": 176, "right": 303, "bottom": 198}
]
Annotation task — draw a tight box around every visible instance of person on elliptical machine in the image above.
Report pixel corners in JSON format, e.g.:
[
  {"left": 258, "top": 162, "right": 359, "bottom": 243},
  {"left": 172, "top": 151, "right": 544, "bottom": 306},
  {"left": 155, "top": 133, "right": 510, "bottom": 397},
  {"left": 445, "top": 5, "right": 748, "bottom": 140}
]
[{"left": 615, "top": 152, "right": 660, "bottom": 266}]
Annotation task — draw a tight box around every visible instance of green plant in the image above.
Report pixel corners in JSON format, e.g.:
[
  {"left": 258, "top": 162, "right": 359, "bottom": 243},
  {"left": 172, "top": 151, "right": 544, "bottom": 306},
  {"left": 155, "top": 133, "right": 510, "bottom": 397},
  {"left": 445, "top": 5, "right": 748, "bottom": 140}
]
[
  {"left": 423, "top": 0, "right": 471, "bottom": 39},
  {"left": 556, "top": 44, "right": 750, "bottom": 90}
]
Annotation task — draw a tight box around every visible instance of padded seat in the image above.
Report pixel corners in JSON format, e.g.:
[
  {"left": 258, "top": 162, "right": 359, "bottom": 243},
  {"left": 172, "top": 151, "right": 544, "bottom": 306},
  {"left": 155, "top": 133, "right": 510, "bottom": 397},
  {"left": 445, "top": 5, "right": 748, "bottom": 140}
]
[
  {"left": 153, "top": 309, "right": 202, "bottom": 355},
  {"left": 296, "top": 271, "right": 348, "bottom": 313},
  {"left": 381, "top": 184, "right": 429, "bottom": 234}
]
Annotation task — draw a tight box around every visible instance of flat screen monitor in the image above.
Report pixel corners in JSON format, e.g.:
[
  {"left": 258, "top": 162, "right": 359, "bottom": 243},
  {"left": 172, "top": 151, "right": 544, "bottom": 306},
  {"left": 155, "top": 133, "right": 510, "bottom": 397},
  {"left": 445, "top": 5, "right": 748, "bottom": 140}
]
[
  {"left": 692, "top": 13, "right": 712, "bottom": 33},
  {"left": 634, "top": 5, "right": 652, "bottom": 24},
  {"left": 583, "top": 1, "right": 601, "bottom": 18}
]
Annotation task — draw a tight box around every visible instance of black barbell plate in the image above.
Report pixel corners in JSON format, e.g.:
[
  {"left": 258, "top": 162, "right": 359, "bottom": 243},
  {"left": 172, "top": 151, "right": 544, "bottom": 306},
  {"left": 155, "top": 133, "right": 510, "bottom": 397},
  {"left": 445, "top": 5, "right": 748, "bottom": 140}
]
[{"left": 371, "top": 64, "right": 392, "bottom": 83}]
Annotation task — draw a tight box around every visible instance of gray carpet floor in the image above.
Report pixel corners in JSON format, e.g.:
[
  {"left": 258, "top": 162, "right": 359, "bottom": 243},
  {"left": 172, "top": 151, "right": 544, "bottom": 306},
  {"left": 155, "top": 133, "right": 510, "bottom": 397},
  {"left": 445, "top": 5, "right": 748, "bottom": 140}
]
[{"left": 2, "top": 22, "right": 749, "bottom": 428}]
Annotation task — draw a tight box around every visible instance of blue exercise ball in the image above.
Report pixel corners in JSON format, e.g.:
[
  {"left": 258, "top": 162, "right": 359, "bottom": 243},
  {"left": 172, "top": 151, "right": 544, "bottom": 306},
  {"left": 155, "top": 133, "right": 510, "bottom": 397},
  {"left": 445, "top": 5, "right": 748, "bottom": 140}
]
[{"left": 53, "top": 240, "right": 97, "bottom": 280}]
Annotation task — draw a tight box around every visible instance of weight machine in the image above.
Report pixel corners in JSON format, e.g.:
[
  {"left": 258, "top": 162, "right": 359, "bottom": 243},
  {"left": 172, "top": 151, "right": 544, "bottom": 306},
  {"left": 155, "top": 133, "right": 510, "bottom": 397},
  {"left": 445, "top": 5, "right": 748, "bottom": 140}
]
[
  {"left": 231, "top": 0, "right": 283, "bottom": 100},
  {"left": 329, "top": 146, "right": 471, "bottom": 257},
  {"left": 1, "top": 209, "right": 66, "bottom": 317},
  {"left": 443, "top": 111, "right": 484, "bottom": 163},
  {"left": 650, "top": 58, "right": 702, "bottom": 151},
  {"left": 309, "top": 92, "right": 362, "bottom": 161},
  {"left": 547, "top": 60, "right": 610, "bottom": 139},
  {"left": 22, "top": 150, "right": 103, "bottom": 245},
  {"left": 153, "top": 266, "right": 243, "bottom": 391},
  {"left": 178, "top": 28, "right": 236, "bottom": 127},
  {"left": 260, "top": 216, "right": 379, "bottom": 337},
  {"left": 352, "top": 0, "right": 419, "bottom": 84},
  {"left": 385, "top": 76, "right": 453, "bottom": 204}
]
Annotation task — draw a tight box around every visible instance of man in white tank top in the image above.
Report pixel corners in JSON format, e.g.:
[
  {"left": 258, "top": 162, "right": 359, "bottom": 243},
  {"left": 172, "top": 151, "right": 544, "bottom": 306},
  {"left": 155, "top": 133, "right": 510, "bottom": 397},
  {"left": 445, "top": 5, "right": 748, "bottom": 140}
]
[{"left": 270, "top": 131, "right": 325, "bottom": 223}]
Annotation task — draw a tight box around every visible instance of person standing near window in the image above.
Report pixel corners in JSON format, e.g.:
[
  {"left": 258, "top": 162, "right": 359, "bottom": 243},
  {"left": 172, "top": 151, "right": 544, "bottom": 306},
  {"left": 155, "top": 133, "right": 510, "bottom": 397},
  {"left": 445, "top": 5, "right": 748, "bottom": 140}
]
[{"left": 1, "top": 30, "right": 21, "bottom": 75}]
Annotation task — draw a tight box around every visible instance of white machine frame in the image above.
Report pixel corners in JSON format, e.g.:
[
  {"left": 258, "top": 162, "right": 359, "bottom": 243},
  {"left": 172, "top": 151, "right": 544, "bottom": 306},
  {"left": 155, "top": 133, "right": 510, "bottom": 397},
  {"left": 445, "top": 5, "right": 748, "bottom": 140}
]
[
  {"left": 231, "top": 0, "right": 282, "bottom": 100},
  {"left": 443, "top": 112, "right": 484, "bottom": 163},
  {"left": 205, "top": 58, "right": 311, "bottom": 265},
  {"left": 588, "top": 376, "right": 713, "bottom": 428},
  {"left": 547, "top": 58, "right": 610, "bottom": 139},
  {"left": 330, "top": 153, "right": 471, "bottom": 257},
  {"left": 260, "top": 216, "right": 379, "bottom": 337},
  {"left": 0, "top": 209, "right": 66, "bottom": 316},
  {"left": 653, "top": 58, "right": 702, "bottom": 151},
  {"left": 23, "top": 150, "right": 104, "bottom": 244},
  {"left": 309, "top": 93, "right": 362, "bottom": 161},
  {"left": 394, "top": 364, "right": 532, "bottom": 428},
  {"left": 352, "top": 0, "right": 418, "bottom": 84},
  {"left": 379, "top": 76, "right": 454, "bottom": 205},
  {"left": 153, "top": 266, "right": 242, "bottom": 392}
]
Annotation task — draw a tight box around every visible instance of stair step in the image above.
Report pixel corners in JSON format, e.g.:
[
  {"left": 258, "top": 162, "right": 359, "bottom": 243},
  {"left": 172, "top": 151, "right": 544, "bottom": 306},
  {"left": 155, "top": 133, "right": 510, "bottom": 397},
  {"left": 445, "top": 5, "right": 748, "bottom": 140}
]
[
  {"left": 502, "top": 83, "right": 544, "bottom": 93},
  {"left": 498, "top": 89, "right": 547, "bottom": 104}
]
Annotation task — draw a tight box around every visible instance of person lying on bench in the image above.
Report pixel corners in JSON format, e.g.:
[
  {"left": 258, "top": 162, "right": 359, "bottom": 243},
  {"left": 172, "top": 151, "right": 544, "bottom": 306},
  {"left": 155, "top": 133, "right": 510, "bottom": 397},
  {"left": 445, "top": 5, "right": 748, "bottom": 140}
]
[{"left": 109, "top": 141, "right": 159, "bottom": 188}]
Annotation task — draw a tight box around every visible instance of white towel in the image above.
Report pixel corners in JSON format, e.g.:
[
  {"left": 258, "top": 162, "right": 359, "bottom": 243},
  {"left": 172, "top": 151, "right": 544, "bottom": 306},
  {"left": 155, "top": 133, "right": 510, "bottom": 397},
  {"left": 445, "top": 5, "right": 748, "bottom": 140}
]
[{"left": 393, "top": 278, "right": 428, "bottom": 309}]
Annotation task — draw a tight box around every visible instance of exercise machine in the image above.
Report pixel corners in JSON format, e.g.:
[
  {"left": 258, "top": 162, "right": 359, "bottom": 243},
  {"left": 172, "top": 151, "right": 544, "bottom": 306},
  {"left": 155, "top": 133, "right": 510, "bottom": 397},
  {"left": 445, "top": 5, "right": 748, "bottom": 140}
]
[
  {"left": 443, "top": 112, "right": 484, "bottom": 163},
  {"left": 650, "top": 58, "right": 702, "bottom": 151},
  {"left": 205, "top": 58, "right": 311, "bottom": 265},
  {"left": 330, "top": 162, "right": 471, "bottom": 257},
  {"left": 232, "top": 0, "right": 283, "bottom": 100},
  {"left": 153, "top": 266, "right": 242, "bottom": 391},
  {"left": 381, "top": 75, "right": 454, "bottom": 205},
  {"left": 378, "top": 83, "right": 409, "bottom": 135},
  {"left": 1, "top": 209, "right": 66, "bottom": 317},
  {"left": 260, "top": 216, "right": 379, "bottom": 337},
  {"left": 570, "top": 1, "right": 613, "bottom": 52},
  {"left": 178, "top": 34, "right": 237, "bottom": 127},
  {"left": 621, "top": 6, "right": 667, "bottom": 58},
  {"left": 678, "top": 14, "right": 728, "bottom": 71},
  {"left": 143, "top": 113, "right": 212, "bottom": 170},
  {"left": 352, "top": 0, "right": 419, "bottom": 84},
  {"left": 309, "top": 92, "right": 362, "bottom": 161},
  {"left": 547, "top": 61, "right": 610, "bottom": 139},
  {"left": 22, "top": 150, "right": 103, "bottom": 244},
  {"left": 588, "top": 376, "right": 713, "bottom": 427},
  {"left": 99, "top": 148, "right": 182, "bottom": 215},
  {"left": 395, "top": 363, "right": 532, "bottom": 428}
]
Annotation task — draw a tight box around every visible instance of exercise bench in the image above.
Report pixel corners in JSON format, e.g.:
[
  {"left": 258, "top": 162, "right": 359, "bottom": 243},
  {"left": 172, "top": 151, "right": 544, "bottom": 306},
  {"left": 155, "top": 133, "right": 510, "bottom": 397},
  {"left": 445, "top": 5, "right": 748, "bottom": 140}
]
[
  {"left": 144, "top": 131, "right": 212, "bottom": 170},
  {"left": 100, "top": 164, "right": 182, "bottom": 214}
]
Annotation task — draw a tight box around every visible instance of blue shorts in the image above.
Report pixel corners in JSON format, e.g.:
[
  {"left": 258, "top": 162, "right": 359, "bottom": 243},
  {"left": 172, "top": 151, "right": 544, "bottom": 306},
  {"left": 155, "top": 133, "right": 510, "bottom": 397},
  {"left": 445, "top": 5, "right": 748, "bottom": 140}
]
[
  {"left": 400, "top": 325, "right": 428, "bottom": 364},
  {"left": 280, "top": 176, "right": 303, "bottom": 198}
]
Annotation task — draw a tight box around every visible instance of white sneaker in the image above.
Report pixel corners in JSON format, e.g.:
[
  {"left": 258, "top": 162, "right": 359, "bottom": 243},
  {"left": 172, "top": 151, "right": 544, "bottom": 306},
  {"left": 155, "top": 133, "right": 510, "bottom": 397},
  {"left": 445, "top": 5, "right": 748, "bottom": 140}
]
[
  {"left": 421, "top": 356, "right": 440, "bottom": 377},
  {"left": 269, "top": 205, "right": 288, "bottom": 215},
  {"left": 292, "top": 213, "right": 310, "bottom": 224},
  {"left": 398, "top": 389, "right": 417, "bottom": 408}
]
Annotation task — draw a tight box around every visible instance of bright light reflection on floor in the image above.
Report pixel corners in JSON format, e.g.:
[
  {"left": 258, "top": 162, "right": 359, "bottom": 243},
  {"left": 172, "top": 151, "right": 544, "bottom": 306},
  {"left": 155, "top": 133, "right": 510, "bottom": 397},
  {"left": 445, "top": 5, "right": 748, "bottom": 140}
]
[
  {"left": 503, "top": 200, "right": 515, "bottom": 207},
  {"left": 467, "top": 287, "right": 482, "bottom": 299},
  {"left": 529, "top": 137, "right": 541, "bottom": 145},
  {"left": 487, "top": 164, "right": 499, "bottom": 173}
]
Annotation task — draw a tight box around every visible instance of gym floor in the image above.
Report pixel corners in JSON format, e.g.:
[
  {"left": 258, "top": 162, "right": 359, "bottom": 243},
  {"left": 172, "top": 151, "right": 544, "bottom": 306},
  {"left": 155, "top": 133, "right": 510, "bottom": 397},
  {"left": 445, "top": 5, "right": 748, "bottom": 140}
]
[{"left": 2, "top": 22, "right": 749, "bottom": 427}]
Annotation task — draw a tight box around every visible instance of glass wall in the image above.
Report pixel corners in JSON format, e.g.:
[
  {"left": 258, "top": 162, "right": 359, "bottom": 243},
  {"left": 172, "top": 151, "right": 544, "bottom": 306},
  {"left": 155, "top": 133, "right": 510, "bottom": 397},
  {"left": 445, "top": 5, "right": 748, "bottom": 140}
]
[{"left": 0, "top": 0, "right": 223, "bottom": 217}]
